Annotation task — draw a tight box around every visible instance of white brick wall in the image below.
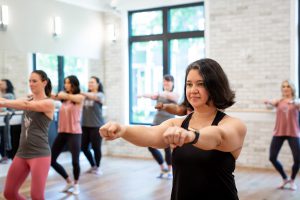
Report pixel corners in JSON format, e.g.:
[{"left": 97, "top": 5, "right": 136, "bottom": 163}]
[
  {"left": 0, "top": 50, "right": 29, "bottom": 97},
  {"left": 208, "top": 0, "right": 291, "bottom": 110},
  {"left": 103, "top": 13, "right": 126, "bottom": 123}
]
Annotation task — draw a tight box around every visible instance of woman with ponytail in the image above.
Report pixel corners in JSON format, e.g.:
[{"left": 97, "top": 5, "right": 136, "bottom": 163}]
[
  {"left": 50, "top": 75, "right": 84, "bottom": 195},
  {"left": 81, "top": 76, "right": 105, "bottom": 175},
  {"left": 1, "top": 70, "right": 55, "bottom": 200}
]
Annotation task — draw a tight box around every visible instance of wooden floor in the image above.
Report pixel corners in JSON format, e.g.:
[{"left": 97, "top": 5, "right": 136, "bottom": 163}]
[{"left": 0, "top": 156, "right": 299, "bottom": 200}]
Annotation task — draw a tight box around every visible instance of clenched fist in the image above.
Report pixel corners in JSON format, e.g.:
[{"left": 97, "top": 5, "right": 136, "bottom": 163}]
[
  {"left": 99, "top": 121, "right": 126, "bottom": 141},
  {"left": 163, "top": 126, "right": 194, "bottom": 148}
]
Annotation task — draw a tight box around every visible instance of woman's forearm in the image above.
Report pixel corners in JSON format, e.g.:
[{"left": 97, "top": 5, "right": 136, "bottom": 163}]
[{"left": 122, "top": 125, "right": 168, "bottom": 148}]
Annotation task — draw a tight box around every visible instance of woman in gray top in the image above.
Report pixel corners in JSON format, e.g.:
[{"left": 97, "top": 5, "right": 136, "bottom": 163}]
[
  {"left": 0, "top": 70, "right": 55, "bottom": 200},
  {"left": 81, "top": 76, "right": 105, "bottom": 175},
  {"left": 138, "top": 75, "right": 179, "bottom": 178}
]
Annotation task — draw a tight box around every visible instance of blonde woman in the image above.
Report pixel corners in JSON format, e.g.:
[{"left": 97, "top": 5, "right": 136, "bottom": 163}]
[{"left": 264, "top": 80, "right": 300, "bottom": 190}]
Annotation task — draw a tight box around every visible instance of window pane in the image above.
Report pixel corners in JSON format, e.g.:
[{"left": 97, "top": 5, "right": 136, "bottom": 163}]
[
  {"left": 130, "top": 41, "right": 163, "bottom": 124},
  {"left": 131, "top": 11, "right": 163, "bottom": 36},
  {"left": 64, "top": 57, "right": 89, "bottom": 92},
  {"left": 36, "top": 53, "right": 59, "bottom": 93},
  {"left": 170, "top": 37, "right": 205, "bottom": 100},
  {"left": 169, "top": 5, "right": 204, "bottom": 32}
]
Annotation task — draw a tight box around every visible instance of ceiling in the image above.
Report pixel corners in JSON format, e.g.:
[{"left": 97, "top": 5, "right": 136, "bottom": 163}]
[{"left": 56, "top": 0, "right": 200, "bottom": 12}]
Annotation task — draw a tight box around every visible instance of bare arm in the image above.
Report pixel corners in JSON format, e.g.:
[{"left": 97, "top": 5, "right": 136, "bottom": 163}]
[
  {"left": 194, "top": 117, "right": 246, "bottom": 152},
  {"left": 163, "top": 116, "right": 247, "bottom": 157},
  {"left": 0, "top": 97, "right": 55, "bottom": 116},
  {"left": 264, "top": 99, "right": 280, "bottom": 108},
  {"left": 159, "top": 91, "right": 180, "bottom": 103},
  {"left": 156, "top": 103, "right": 187, "bottom": 116},
  {"left": 100, "top": 118, "right": 181, "bottom": 148},
  {"left": 53, "top": 92, "right": 84, "bottom": 104},
  {"left": 81, "top": 92, "right": 104, "bottom": 103},
  {"left": 138, "top": 93, "right": 159, "bottom": 100}
]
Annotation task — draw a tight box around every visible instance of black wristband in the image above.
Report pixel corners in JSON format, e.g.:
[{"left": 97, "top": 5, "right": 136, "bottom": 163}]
[{"left": 188, "top": 130, "right": 200, "bottom": 144}]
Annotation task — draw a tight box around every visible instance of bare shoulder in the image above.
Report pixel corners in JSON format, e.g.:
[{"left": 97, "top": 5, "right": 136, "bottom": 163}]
[
  {"left": 40, "top": 98, "right": 55, "bottom": 107},
  {"left": 219, "top": 115, "right": 247, "bottom": 134}
]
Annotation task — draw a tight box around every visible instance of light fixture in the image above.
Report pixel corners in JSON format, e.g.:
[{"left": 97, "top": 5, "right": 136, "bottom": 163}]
[
  {"left": 52, "top": 16, "right": 61, "bottom": 37},
  {"left": 0, "top": 5, "right": 8, "bottom": 29},
  {"left": 108, "top": 24, "right": 117, "bottom": 43}
]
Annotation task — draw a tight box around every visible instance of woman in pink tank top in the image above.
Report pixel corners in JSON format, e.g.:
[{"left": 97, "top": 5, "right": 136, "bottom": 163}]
[
  {"left": 51, "top": 75, "right": 84, "bottom": 195},
  {"left": 264, "top": 80, "right": 300, "bottom": 191}
]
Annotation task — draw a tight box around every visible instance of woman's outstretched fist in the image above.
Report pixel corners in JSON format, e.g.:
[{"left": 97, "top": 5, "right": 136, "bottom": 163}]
[{"left": 99, "top": 122, "right": 125, "bottom": 140}]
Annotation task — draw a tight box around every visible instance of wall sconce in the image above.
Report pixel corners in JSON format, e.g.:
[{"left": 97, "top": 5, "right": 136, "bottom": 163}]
[
  {"left": 52, "top": 16, "right": 61, "bottom": 37},
  {"left": 0, "top": 5, "right": 8, "bottom": 30},
  {"left": 108, "top": 24, "right": 117, "bottom": 43}
]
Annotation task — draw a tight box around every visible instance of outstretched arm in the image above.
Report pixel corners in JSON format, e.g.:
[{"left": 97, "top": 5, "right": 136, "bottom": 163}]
[
  {"left": 198, "top": 117, "right": 246, "bottom": 152},
  {"left": 158, "top": 91, "right": 179, "bottom": 103},
  {"left": 0, "top": 97, "right": 55, "bottom": 114},
  {"left": 264, "top": 99, "right": 279, "bottom": 108},
  {"left": 163, "top": 116, "right": 247, "bottom": 158},
  {"left": 99, "top": 118, "right": 179, "bottom": 148},
  {"left": 137, "top": 93, "right": 159, "bottom": 100},
  {"left": 81, "top": 92, "right": 104, "bottom": 103},
  {"left": 53, "top": 92, "right": 84, "bottom": 104},
  {"left": 156, "top": 102, "right": 187, "bottom": 116}
]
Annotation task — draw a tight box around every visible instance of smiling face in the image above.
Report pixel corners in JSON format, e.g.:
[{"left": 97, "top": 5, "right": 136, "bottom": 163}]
[
  {"left": 185, "top": 69, "right": 210, "bottom": 108},
  {"left": 163, "top": 79, "right": 174, "bottom": 92},
  {"left": 29, "top": 72, "right": 46, "bottom": 95},
  {"left": 88, "top": 77, "right": 99, "bottom": 92},
  {"left": 281, "top": 81, "right": 294, "bottom": 98}
]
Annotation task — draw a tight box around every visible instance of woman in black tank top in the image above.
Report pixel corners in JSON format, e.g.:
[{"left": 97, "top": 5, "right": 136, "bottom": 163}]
[{"left": 100, "top": 58, "right": 247, "bottom": 200}]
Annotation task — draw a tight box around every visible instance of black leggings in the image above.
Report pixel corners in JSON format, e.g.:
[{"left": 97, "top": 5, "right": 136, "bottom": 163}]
[
  {"left": 148, "top": 147, "right": 172, "bottom": 166},
  {"left": 0, "top": 127, "right": 6, "bottom": 157},
  {"left": 81, "top": 127, "right": 103, "bottom": 168},
  {"left": 269, "top": 136, "right": 300, "bottom": 180},
  {"left": 51, "top": 133, "right": 82, "bottom": 181}
]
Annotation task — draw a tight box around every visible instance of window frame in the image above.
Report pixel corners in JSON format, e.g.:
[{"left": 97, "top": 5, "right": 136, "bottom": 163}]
[
  {"left": 128, "top": 2, "right": 204, "bottom": 125},
  {"left": 32, "top": 53, "right": 65, "bottom": 92}
]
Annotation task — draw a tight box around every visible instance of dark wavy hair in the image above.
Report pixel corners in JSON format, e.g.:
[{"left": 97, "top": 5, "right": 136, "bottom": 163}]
[
  {"left": 1, "top": 79, "right": 15, "bottom": 94},
  {"left": 32, "top": 70, "right": 52, "bottom": 97},
  {"left": 64, "top": 75, "right": 80, "bottom": 94},
  {"left": 184, "top": 58, "right": 235, "bottom": 110},
  {"left": 163, "top": 74, "right": 174, "bottom": 92},
  {"left": 89, "top": 76, "right": 104, "bottom": 93}
]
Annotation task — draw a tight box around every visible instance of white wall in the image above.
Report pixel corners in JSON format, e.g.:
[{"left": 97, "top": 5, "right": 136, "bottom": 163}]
[
  {"left": 0, "top": 0, "right": 106, "bottom": 97},
  {"left": 0, "top": 0, "right": 104, "bottom": 59}
]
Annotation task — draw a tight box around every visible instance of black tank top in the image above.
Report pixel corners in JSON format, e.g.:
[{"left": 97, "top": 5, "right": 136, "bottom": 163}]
[{"left": 171, "top": 110, "right": 239, "bottom": 200}]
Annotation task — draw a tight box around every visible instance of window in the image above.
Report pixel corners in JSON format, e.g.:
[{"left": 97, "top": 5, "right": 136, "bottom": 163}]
[
  {"left": 129, "top": 3, "right": 205, "bottom": 124},
  {"left": 131, "top": 10, "right": 163, "bottom": 36},
  {"left": 64, "top": 57, "right": 89, "bottom": 92},
  {"left": 34, "top": 53, "right": 59, "bottom": 93},
  {"left": 33, "top": 54, "right": 88, "bottom": 93}
]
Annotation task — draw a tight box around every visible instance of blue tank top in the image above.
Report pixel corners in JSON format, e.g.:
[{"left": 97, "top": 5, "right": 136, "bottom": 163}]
[{"left": 171, "top": 111, "right": 239, "bottom": 200}]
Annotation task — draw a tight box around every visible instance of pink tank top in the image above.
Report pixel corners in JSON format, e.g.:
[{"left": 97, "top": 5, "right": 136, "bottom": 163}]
[
  {"left": 58, "top": 101, "right": 82, "bottom": 134},
  {"left": 273, "top": 100, "right": 300, "bottom": 137}
]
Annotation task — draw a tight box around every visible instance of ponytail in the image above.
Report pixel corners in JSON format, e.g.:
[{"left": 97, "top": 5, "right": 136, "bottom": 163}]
[{"left": 32, "top": 70, "right": 52, "bottom": 97}]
